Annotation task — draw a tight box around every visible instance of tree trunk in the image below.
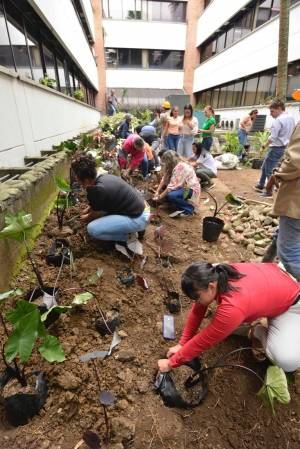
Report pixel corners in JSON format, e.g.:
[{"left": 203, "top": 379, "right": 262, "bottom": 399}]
[{"left": 276, "top": 0, "right": 291, "bottom": 103}]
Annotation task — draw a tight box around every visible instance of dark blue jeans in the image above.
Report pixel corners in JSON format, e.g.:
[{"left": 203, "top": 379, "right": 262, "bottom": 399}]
[
  {"left": 167, "top": 188, "right": 194, "bottom": 216},
  {"left": 167, "top": 134, "right": 180, "bottom": 152},
  {"left": 257, "top": 147, "right": 285, "bottom": 189},
  {"left": 202, "top": 136, "right": 213, "bottom": 152}
]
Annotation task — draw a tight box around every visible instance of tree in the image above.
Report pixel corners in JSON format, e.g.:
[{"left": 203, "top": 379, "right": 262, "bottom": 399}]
[{"left": 276, "top": 0, "right": 291, "bottom": 102}]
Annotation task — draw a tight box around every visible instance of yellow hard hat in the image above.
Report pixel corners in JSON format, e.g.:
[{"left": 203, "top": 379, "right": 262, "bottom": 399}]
[{"left": 162, "top": 101, "right": 171, "bottom": 109}]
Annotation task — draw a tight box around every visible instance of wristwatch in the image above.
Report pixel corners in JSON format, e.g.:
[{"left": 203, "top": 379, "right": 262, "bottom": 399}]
[{"left": 262, "top": 145, "right": 265, "bottom": 149}]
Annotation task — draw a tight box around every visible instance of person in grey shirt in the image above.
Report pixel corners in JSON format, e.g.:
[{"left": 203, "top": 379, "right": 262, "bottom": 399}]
[
  {"left": 107, "top": 89, "right": 122, "bottom": 116},
  {"left": 253, "top": 99, "right": 295, "bottom": 198}
]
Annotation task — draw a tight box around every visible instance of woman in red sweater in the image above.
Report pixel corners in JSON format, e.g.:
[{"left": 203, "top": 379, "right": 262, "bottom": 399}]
[{"left": 157, "top": 262, "right": 300, "bottom": 374}]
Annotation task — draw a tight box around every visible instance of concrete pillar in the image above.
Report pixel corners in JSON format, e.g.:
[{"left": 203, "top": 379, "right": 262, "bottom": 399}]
[
  {"left": 91, "top": 0, "right": 107, "bottom": 113},
  {"left": 184, "top": 0, "right": 204, "bottom": 106}
]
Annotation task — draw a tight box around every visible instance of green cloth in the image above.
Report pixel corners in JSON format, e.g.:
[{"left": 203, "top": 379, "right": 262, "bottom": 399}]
[{"left": 202, "top": 116, "right": 216, "bottom": 137}]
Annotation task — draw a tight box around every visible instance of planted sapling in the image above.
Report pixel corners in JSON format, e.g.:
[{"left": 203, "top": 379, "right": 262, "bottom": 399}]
[{"left": 54, "top": 176, "right": 72, "bottom": 229}]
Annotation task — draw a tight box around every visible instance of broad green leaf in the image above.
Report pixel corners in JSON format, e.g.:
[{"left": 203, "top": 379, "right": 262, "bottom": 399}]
[
  {"left": 225, "top": 193, "right": 242, "bottom": 207},
  {"left": 83, "top": 269, "right": 103, "bottom": 286},
  {"left": 6, "top": 299, "right": 40, "bottom": 328},
  {"left": 257, "top": 366, "right": 290, "bottom": 417},
  {"left": 15, "top": 288, "right": 24, "bottom": 296},
  {"left": 0, "top": 212, "right": 34, "bottom": 242},
  {"left": 57, "top": 198, "right": 68, "bottom": 208},
  {"left": 5, "top": 327, "right": 37, "bottom": 363},
  {"left": 54, "top": 177, "right": 72, "bottom": 193},
  {"left": 38, "top": 335, "right": 65, "bottom": 362},
  {"left": 0, "top": 289, "right": 22, "bottom": 306},
  {"left": 40, "top": 305, "right": 72, "bottom": 322},
  {"left": 183, "top": 180, "right": 190, "bottom": 200},
  {"left": 72, "top": 292, "right": 93, "bottom": 305}
]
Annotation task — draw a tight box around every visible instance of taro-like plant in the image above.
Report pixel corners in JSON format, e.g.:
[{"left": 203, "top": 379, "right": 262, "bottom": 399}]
[
  {"left": 39, "top": 73, "right": 56, "bottom": 88},
  {"left": 0, "top": 291, "right": 65, "bottom": 387},
  {"left": 74, "top": 90, "right": 84, "bottom": 100},
  {"left": 0, "top": 211, "right": 44, "bottom": 289},
  {"left": 253, "top": 131, "right": 271, "bottom": 151},
  {"left": 223, "top": 131, "right": 240, "bottom": 154},
  {"left": 54, "top": 177, "right": 72, "bottom": 230},
  {"left": 204, "top": 192, "right": 243, "bottom": 219}
]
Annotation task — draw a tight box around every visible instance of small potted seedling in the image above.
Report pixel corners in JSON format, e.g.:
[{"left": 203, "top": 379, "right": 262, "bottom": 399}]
[
  {"left": 39, "top": 73, "right": 57, "bottom": 89},
  {"left": 74, "top": 89, "right": 84, "bottom": 100},
  {"left": 54, "top": 176, "right": 73, "bottom": 230},
  {"left": 202, "top": 193, "right": 242, "bottom": 242},
  {"left": 0, "top": 290, "right": 65, "bottom": 426}
]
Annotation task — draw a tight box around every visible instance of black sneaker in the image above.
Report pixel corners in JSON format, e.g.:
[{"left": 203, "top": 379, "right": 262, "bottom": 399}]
[
  {"left": 138, "top": 230, "right": 146, "bottom": 241},
  {"left": 258, "top": 192, "right": 273, "bottom": 198},
  {"left": 253, "top": 184, "right": 264, "bottom": 192}
]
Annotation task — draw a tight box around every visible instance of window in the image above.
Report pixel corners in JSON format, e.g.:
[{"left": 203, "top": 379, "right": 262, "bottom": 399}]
[
  {"left": 25, "top": 20, "right": 44, "bottom": 82},
  {"left": 287, "top": 62, "right": 300, "bottom": 101},
  {"left": 211, "top": 88, "right": 219, "bottom": 109},
  {"left": 0, "top": 6, "right": 15, "bottom": 70},
  {"left": 225, "top": 84, "right": 234, "bottom": 107},
  {"left": 106, "top": 48, "right": 118, "bottom": 68},
  {"left": 148, "top": 50, "right": 184, "bottom": 69},
  {"left": 217, "top": 32, "right": 226, "bottom": 53},
  {"left": 119, "top": 48, "right": 142, "bottom": 68},
  {"left": 218, "top": 86, "right": 227, "bottom": 108},
  {"left": 256, "top": 0, "right": 280, "bottom": 27},
  {"left": 255, "top": 74, "right": 276, "bottom": 104},
  {"left": 232, "top": 82, "right": 243, "bottom": 107},
  {"left": 108, "top": 0, "right": 122, "bottom": 19},
  {"left": 243, "top": 77, "right": 259, "bottom": 105}
]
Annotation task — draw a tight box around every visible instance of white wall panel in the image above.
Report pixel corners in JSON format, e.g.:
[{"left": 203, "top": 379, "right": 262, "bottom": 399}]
[
  {"left": 80, "top": 0, "right": 95, "bottom": 41},
  {"left": 106, "top": 69, "right": 184, "bottom": 89},
  {"left": 0, "top": 69, "right": 100, "bottom": 167},
  {"left": 193, "top": 5, "right": 300, "bottom": 93},
  {"left": 103, "top": 20, "right": 186, "bottom": 50},
  {"left": 197, "top": 0, "right": 250, "bottom": 46},
  {"left": 27, "top": 0, "right": 98, "bottom": 89}
]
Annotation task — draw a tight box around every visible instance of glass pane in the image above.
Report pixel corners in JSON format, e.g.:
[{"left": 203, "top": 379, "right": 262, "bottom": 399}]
[
  {"left": 212, "top": 39, "right": 216, "bottom": 56},
  {"left": 25, "top": 21, "right": 43, "bottom": 82},
  {"left": 123, "top": 0, "right": 135, "bottom": 20},
  {"left": 149, "top": 49, "right": 163, "bottom": 67},
  {"left": 256, "top": 8, "right": 270, "bottom": 27},
  {"left": 0, "top": 6, "right": 15, "bottom": 70},
  {"left": 109, "top": 0, "right": 122, "bottom": 19},
  {"left": 287, "top": 63, "right": 300, "bottom": 101},
  {"left": 74, "top": 74, "right": 79, "bottom": 90},
  {"left": 243, "top": 77, "right": 259, "bottom": 105},
  {"left": 171, "top": 51, "right": 183, "bottom": 69},
  {"left": 148, "top": 1, "right": 160, "bottom": 21},
  {"left": 160, "top": 50, "right": 172, "bottom": 69},
  {"left": 172, "top": 3, "right": 186, "bottom": 22},
  {"left": 290, "top": 0, "right": 299, "bottom": 5},
  {"left": 141, "top": 0, "right": 147, "bottom": 20},
  {"left": 118, "top": 48, "right": 130, "bottom": 67},
  {"left": 161, "top": 2, "right": 172, "bottom": 22},
  {"left": 102, "top": 0, "right": 109, "bottom": 19},
  {"left": 226, "top": 27, "right": 234, "bottom": 47},
  {"left": 232, "top": 81, "right": 243, "bottom": 106},
  {"left": 42, "top": 44, "right": 56, "bottom": 82},
  {"left": 255, "top": 75, "right": 273, "bottom": 104},
  {"left": 105, "top": 48, "right": 118, "bottom": 68},
  {"left": 225, "top": 84, "right": 234, "bottom": 107},
  {"left": 242, "top": 10, "right": 253, "bottom": 37},
  {"left": 217, "top": 32, "right": 226, "bottom": 53},
  {"left": 136, "top": 0, "right": 142, "bottom": 19},
  {"left": 233, "top": 19, "right": 242, "bottom": 42},
  {"left": 218, "top": 86, "right": 227, "bottom": 108},
  {"left": 69, "top": 70, "right": 75, "bottom": 96},
  {"left": 130, "top": 48, "right": 142, "bottom": 67},
  {"left": 4, "top": 2, "right": 31, "bottom": 79},
  {"left": 57, "top": 58, "right": 66, "bottom": 92},
  {"left": 260, "top": 0, "right": 272, "bottom": 7},
  {"left": 212, "top": 88, "right": 219, "bottom": 108}
]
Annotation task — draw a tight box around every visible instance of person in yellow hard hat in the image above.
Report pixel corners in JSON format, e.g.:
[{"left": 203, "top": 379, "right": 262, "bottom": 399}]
[{"left": 157, "top": 101, "right": 171, "bottom": 149}]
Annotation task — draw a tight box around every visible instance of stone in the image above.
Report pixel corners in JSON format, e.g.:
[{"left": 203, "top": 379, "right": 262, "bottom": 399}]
[
  {"left": 5, "top": 180, "right": 28, "bottom": 190},
  {"left": 0, "top": 192, "right": 10, "bottom": 201},
  {"left": 1, "top": 188, "right": 20, "bottom": 196},
  {"left": 32, "top": 167, "right": 47, "bottom": 173},
  {"left": 244, "top": 231, "right": 255, "bottom": 238},
  {"left": 241, "top": 209, "right": 249, "bottom": 218},
  {"left": 249, "top": 208, "right": 259, "bottom": 217},
  {"left": 19, "top": 173, "right": 37, "bottom": 182},
  {"left": 115, "top": 350, "right": 135, "bottom": 362},
  {"left": 254, "top": 247, "right": 265, "bottom": 256},
  {"left": 118, "top": 330, "right": 128, "bottom": 338},
  {"left": 241, "top": 239, "right": 249, "bottom": 246},
  {"left": 228, "top": 230, "right": 236, "bottom": 239},
  {"left": 222, "top": 224, "right": 231, "bottom": 233},
  {"left": 247, "top": 244, "right": 255, "bottom": 251},
  {"left": 262, "top": 207, "right": 272, "bottom": 215},
  {"left": 254, "top": 234, "right": 261, "bottom": 241},
  {"left": 233, "top": 238, "right": 241, "bottom": 244},
  {"left": 221, "top": 243, "right": 228, "bottom": 248},
  {"left": 241, "top": 217, "right": 250, "bottom": 222},
  {"left": 272, "top": 218, "right": 279, "bottom": 226},
  {"left": 232, "top": 220, "right": 241, "bottom": 227},
  {"left": 111, "top": 417, "right": 135, "bottom": 444},
  {"left": 117, "top": 368, "right": 133, "bottom": 383},
  {"left": 56, "top": 372, "right": 82, "bottom": 390},
  {"left": 116, "top": 399, "right": 129, "bottom": 410},
  {"left": 231, "top": 214, "right": 242, "bottom": 222},
  {"left": 235, "top": 225, "right": 244, "bottom": 232},
  {"left": 255, "top": 240, "right": 268, "bottom": 247},
  {"left": 137, "top": 381, "right": 149, "bottom": 394}
]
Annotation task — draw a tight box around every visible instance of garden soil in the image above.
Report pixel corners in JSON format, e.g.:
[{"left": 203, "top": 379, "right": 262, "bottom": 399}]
[{"left": 1, "top": 167, "right": 300, "bottom": 449}]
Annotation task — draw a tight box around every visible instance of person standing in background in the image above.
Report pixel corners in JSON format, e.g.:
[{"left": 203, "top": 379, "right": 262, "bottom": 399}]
[
  {"left": 198, "top": 105, "right": 216, "bottom": 152},
  {"left": 253, "top": 100, "right": 295, "bottom": 198},
  {"left": 162, "top": 106, "right": 181, "bottom": 152},
  {"left": 106, "top": 89, "right": 122, "bottom": 116},
  {"left": 118, "top": 114, "right": 132, "bottom": 139},
  {"left": 237, "top": 109, "right": 258, "bottom": 157},
  {"left": 177, "top": 104, "right": 199, "bottom": 158},
  {"left": 157, "top": 101, "right": 172, "bottom": 148}
]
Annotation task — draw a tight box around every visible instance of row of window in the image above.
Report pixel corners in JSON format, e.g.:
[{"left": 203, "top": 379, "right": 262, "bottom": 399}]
[
  {"left": 102, "top": 0, "right": 186, "bottom": 23},
  {"left": 105, "top": 48, "right": 184, "bottom": 70},
  {"left": 196, "top": 60, "right": 300, "bottom": 109},
  {"left": 200, "top": 0, "right": 299, "bottom": 64},
  {"left": 0, "top": 0, "right": 96, "bottom": 106}
]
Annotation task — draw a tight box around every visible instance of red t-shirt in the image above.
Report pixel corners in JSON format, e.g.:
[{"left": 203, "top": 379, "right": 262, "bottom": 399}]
[
  {"left": 120, "top": 134, "right": 145, "bottom": 170},
  {"left": 170, "top": 263, "right": 300, "bottom": 368}
]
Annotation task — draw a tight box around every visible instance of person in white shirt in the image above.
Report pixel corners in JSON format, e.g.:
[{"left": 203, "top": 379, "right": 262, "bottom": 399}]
[
  {"left": 183, "top": 141, "right": 217, "bottom": 190},
  {"left": 177, "top": 104, "right": 199, "bottom": 158}
]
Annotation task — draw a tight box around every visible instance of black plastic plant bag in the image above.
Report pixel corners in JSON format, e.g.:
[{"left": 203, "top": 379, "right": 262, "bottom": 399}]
[
  {"left": 153, "top": 358, "right": 208, "bottom": 408},
  {"left": 0, "top": 367, "right": 47, "bottom": 426},
  {"left": 46, "top": 238, "right": 72, "bottom": 267},
  {"left": 24, "top": 287, "right": 60, "bottom": 328}
]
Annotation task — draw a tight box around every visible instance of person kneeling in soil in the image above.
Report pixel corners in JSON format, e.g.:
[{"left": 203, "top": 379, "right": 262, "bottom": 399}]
[
  {"left": 153, "top": 150, "right": 200, "bottom": 217},
  {"left": 183, "top": 141, "right": 217, "bottom": 190},
  {"left": 71, "top": 151, "right": 150, "bottom": 244},
  {"left": 157, "top": 262, "right": 300, "bottom": 376}
]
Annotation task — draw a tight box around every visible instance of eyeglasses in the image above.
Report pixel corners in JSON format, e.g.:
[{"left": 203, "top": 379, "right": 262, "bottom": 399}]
[{"left": 194, "top": 290, "right": 205, "bottom": 304}]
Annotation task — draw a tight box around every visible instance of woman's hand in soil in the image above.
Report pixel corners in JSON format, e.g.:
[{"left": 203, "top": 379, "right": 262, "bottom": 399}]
[
  {"left": 156, "top": 359, "right": 171, "bottom": 377},
  {"left": 167, "top": 344, "right": 182, "bottom": 359},
  {"left": 80, "top": 214, "right": 90, "bottom": 223},
  {"left": 82, "top": 206, "right": 91, "bottom": 215}
]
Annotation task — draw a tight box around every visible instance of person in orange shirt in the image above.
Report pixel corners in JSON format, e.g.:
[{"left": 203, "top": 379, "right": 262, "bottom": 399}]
[
  {"left": 144, "top": 142, "right": 155, "bottom": 173},
  {"left": 162, "top": 106, "right": 181, "bottom": 152}
]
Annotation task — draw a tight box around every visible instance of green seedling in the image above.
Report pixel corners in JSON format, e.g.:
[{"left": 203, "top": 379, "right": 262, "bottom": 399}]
[{"left": 54, "top": 177, "right": 72, "bottom": 230}]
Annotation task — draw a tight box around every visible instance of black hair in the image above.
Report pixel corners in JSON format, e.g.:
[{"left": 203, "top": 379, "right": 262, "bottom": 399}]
[
  {"left": 192, "top": 141, "right": 203, "bottom": 158},
  {"left": 71, "top": 151, "right": 97, "bottom": 181},
  {"left": 181, "top": 262, "right": 246, "bottom": 300},
  {"left": 183, "top": 104, "right": 193, "bottom": 117},
  {"left": 134, "top": 125, "right": 144, "bottom": 134}
]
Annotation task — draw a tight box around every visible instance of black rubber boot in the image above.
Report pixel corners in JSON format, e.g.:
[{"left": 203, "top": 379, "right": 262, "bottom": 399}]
[{"left": 262, "top": 241, "right": 277, "bottom": 263}]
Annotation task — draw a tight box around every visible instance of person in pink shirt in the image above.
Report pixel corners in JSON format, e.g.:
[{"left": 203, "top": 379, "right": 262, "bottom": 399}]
[
  {"left": 157, "top": 262, "right": 300, "bottom": 375},
  {"left": 118, "top": 134, "right": 148, "bottom": 178}
]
